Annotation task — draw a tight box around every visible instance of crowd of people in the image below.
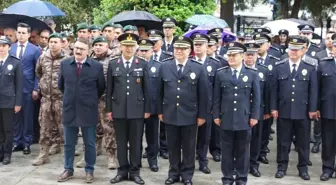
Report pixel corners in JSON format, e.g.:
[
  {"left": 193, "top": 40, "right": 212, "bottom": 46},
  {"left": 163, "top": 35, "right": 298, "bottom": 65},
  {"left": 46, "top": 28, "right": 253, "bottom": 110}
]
[{"left": 0, "top": 16, "right": 335, "bottom": 185}]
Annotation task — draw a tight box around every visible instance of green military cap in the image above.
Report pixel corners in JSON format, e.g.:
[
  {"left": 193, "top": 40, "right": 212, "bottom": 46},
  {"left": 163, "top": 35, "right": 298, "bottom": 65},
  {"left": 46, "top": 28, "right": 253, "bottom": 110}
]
[
  {"left": 76, "top": 22, "right": 89, "bottom": 32},
  {"left": 138, "top": 39, "right": 154, "bottom": 50},
  {"left": 89, "top": 25, "right": 101, "bottom": 31},
  {"left": 48, "top": 32, "right": 62, "bottom": 41},
  {"left": 118, "top": 33, "right": 139, "bottom": 46},
  {"left": 173, "top": 36, "right": 192, "bottom": 48},
  {"left": 102, "top": 22, "right": 115, "bottom": 31},
  {"left": 92, "top": 36, "right": 108, "bottom": 46},
  {"left": 124, "top": 25, "right": 138, "bottom": 32},
  {"left": 114, "top": 24, "right": 123, "bottom": 29}
]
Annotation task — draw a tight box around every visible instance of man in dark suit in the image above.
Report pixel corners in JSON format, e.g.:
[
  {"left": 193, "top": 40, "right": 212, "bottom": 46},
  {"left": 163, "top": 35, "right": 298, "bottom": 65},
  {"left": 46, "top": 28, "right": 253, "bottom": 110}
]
[
  {"left": 157, "top": 36, "right": 208, "bottom": 185},
  {"left": 161, "top": 18, "right": 176, "bottom": 53},
  {"left": 10, "top": 23, "right": 41, "bottom": 155},
  {"left": 107, "top": 33, "right": 151, "bottom": 185},
  {"left": 316, "top": 31, "right": 335, "bottom": 60},
  {"left": 213, "top": 42, "right": 260, "bottom": 185},
  {"left": 57, "top": 38, "right": 105, "bottom": 183},
  {"left": 0, "top": 36, "right": 23, "bottom": 165},
  {"left": 270, "top": 36, "right": 318, "bottom": 180}
]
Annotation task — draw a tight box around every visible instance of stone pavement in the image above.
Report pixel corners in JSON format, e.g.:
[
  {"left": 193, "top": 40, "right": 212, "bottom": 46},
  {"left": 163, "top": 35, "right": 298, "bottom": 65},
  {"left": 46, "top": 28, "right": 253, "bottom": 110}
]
[{"left": 0, "top": 134, "right": 335, "bottom": 185}]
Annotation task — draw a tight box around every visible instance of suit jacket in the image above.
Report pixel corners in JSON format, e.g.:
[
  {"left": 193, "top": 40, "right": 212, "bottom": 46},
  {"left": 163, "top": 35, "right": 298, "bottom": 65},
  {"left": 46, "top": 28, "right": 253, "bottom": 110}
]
[
  {"left": 270, "top": 59, "right": 318, "bottom": 119},
  {"left": 58, "top": 56, "right": 105, "bottom": 127},
  {"left": 147, "top": 59, "right": 162, "bottom": 115},
  {"left": 316, "top": 49, "right": 328, "bottom": 61},
  {"left": 256, "top": 63, "right": 271, "bottom": 119},
  {"left": 106, "top": 56, "right": 151, "bottom": 119},
  {"left": 10, "top": 42, "right": 41, "bottom": 93},
  {"left": 306, "top": 43, "right": 321, "bottom": 59},
  {"left": 157, "top": 59, "right": 208, "bottom": 126},
  {"left": 152, "top": 50, "right": 173, "bottom": 62},
  {"left": 0, "top": 55, "right": 23, "bottom": 108}
]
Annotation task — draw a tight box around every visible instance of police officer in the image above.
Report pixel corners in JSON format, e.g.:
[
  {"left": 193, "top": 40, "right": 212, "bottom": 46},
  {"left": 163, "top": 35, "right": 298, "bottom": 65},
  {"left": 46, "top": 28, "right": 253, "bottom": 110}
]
[
  {"left": 244, "top": 43, "right": 271, "bottom": 177},
  {"left": 298, "top": 24, "right": 321, "bottom": 59},
  {"left": 317, "top": 33, "right": 336, "bottom": 181},
  {"left": 107, "top": 33, "right": 151, "bottom": 185},
  {"left": 207, "top": 35, "right": 229, "bottom": 68},
  {"left": 162, "top": 18, "right": 177, "bottom": 52},
  {"left": 213, "top": 42, "right": 260, "bottom": 185},
  {"left": 0, "top": 36, "right": 23, "bottom": 165},
  {"left": 137, "top": 39, "right": 161, "bottom": 172},
  {"left": 190, "top": 33, "right": 221, "bottom": 174},
  {"left": 270, "top": 36, "right": 318, "bottom": 180},
  {"left": 208, "top": 28, "right": 227, "bottom": 56},
  {"left": 254, "top": 27, "right": 282, "bottom": 58},
  {"left": 157, "top": 36, "right": 208, "bottom": 185}
]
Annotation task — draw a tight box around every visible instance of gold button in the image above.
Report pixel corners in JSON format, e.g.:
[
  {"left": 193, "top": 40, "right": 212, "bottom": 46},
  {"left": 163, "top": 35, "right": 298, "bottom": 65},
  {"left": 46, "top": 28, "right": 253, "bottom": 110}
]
[
  {"left": 177, "top": 96, "right": 180, "bottom": 99},
  {"left": 291, "top": 99, "right": 294, "bottom": 102},
  {"left": 178, "top": 80, "right": 181, "bottom": 83}
]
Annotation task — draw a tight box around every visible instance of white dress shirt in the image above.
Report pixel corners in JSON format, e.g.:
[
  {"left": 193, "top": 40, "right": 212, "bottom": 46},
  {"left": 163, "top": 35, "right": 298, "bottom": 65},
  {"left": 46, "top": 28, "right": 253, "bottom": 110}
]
[
  {"left": 122, "top": 56, "right": 134, "bottom": 68},
  {"left": 153, "top": 50, "right": 162, "bottom": 60},
  {"left": 289, "top": 59, "right": 301, "bottom": 73},
  {"left": 176, "top": 59, "right": 188, "bottom": 72},
  {"left": 0, "top": 54, "right": 8, "bottom": 65},
  {"left": 258, "top": 54, "right": 267, "bottom": 65},
  {"left": 165, "top": 39, "right": 173, "bottom": 49},
  {"left": 195, "top": 55, "right": 207, "bottom": 65},
  {"left": 231, "top": 64, "right": 243, "bottom": 79},
  {"left": 16, "top": 41, "right": 28, "bottom": 59}
]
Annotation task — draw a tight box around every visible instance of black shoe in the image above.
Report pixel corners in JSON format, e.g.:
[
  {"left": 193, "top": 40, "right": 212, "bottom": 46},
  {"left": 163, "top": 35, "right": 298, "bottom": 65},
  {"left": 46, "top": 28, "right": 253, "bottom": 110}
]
[
  {"left": 275, "top": 170, "right": 286, "bottom": 178},
  {"left": 308, "top": 160, "right": 312, "bottom": 166},
  {"left": 311, "top": 143, "right": 320, "bottom": 153},
  {"left": 183, "top": 180, "right": 192, "bottom": 185},
  {"left": 12, "top": 145, "right": 23, "bottom": 152},
  {"left": 23, "top": 146, "right": 31, "bottom": 155},
  {"left": 299, "top": 172, "right": 310, "bottom": 180},
  {"left": 199, "top": 166, "right": 211, "bottom": 174},
  {"left": 2, "top": 155, "right": 11, "bottom": 165},
  {"left": 213, "top": 155, "right": 221, "bottom": 162},
  {"left": 129, "top": 176, "right": 145, "bottom": 185},
  {"left": 269, "top": 135, "right": 273, "bottom": 140},
  {"left": 249, "top": 168, "right": 261, "bottom": 177},
  {"left": 320, "top": 173, "right": 332, "bottom": 181},
  {"left": 165, "top": 177, "right": 179, "bottom": 185},
  {"left": 142, "top": 152, "right": 147, "bottom": 158},
  {"left": 270, "top": 128, "right": 275, "bottom": 134},
  {"left": 110, "top": 174, "right": 128, "bottom": 184},
  {"left": 258, "top": 156, "right": 269, "bottom": 164},
  {"left": 160, "top": 152, "right": 169, "bottom": 159},
  {"left": 265, "top": 147, "right": 270, "bottom": 153},
  {"left": 150, "top": 165, "right": 159, "bottom": 172},
  {"left": 0, "top": 155, "right": 3, "bottom": 162}
]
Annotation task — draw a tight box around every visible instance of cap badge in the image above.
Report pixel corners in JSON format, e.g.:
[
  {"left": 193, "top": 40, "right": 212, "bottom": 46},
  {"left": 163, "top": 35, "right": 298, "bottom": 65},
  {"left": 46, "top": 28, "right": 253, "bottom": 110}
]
[{"left": 126, "top": 34, "right": 132, "bottom": 41}]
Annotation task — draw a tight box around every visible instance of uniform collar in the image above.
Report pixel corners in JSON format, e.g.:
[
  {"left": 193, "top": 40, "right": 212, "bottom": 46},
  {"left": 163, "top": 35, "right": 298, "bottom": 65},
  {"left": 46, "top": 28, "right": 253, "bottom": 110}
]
[
  {"left": 231, "top": 64, "right": 243, "bottom": 73},
  {"left": 122, "top": 55, "right": 134, "bottom": 63}
]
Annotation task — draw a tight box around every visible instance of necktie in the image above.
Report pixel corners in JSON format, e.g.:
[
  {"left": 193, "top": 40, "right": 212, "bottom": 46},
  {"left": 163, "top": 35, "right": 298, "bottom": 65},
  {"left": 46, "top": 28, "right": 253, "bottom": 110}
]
[
  {"left": 77, "top": 62, "right": 82, "bottom": 76},
  {"left": 154, "top": 54, "right": 158, "bottom": 61},
  {"left": 232, "top": 70, "right": 238, "bottom": 84},
  {"left": 19, "top": 44, "right": 24, "bottom": 59},
  {"left": 126, "top": 61, "right": 130, "bottom": 72},
  {"left": 0, "top": 61, "right": 3, "bottom": 66},
  {"left": 167, "top": 44, "right": 171, "bottom": 49},
  {"left": 177, "top": 64, "right": 183, "bottom": 78},
  {"left": 292, "top": 64, "right": 297, "bottom": 76}
]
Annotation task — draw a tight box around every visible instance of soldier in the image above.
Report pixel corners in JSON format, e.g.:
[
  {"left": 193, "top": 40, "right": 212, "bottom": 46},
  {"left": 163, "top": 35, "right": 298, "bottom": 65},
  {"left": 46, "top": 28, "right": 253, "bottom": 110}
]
[
  {"left": 60, "top": 32, "right": 72, "bottom": 56},
  {"left": 254, "top": 27, "right": 282, "bottom": 58},
  {"left": 244, "top": 43, "right": 271, "bottom": 177},
  {"left": 207, "top": 35, "right": 229, "bottom": 68},
  {"left": 124, "top": 25, "right": 138, "bottom": 35},
  {"left": 161, "top": 17, "right": 177, "bottom": 52},
  {"left": 317, "top": 33, "right": 336, "bottom": 181},
  {"left": 76, "top": 22, "right": 90, "bottom": 40},
  {"left": 270, "top": 36, "right": 317, "bottom": 180},
  {"left": 107, "top": 33, "right": 150, "bottom": 185},
  {"left": 76, "top": 36, "right": 118, "bottom": 169},
  {"left": 298, "top": 24, "right": 321, "bottom": 58},
  {"left": 190, "top": 33, "right": 221, "bottom": 174},
  {"left": 102, "top": 22, "right": 121, "bottom": 57},
  {"left": 89, "top": 25, "right": 102, "bottom": 40},
  {"left": 157, "top": 36, "right": 208, "bottom": 185},
  {"left": 113, "top": 24, "right": 124, "bottom": 39},
  {"left": 32, "top": 33, "right": 69, "bottom": 166},
  {"left": 0, "top": 36, "right": 23, "bottom": 165},
  {"left": 213, "top": 42, "right": 260, "bottom": 185}
]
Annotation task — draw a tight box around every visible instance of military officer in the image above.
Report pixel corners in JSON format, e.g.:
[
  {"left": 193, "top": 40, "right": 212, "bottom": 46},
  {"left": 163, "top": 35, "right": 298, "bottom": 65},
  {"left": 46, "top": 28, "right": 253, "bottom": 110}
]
[
  {"left": 190, "top": 33, "right": 221, "bottom": 174},
  {"left": 254, "top": 27, "right": 282, "bottom": 58},
  {"left": 161, "top": 18, "right": 177, "bottom": 52},
  {"left": 244, "top": 43, "right": 271, "bottom": 178},
  {"left": 253, "top": 33, "right": 279, "bottom": 164},
  {"left": 213, "top": 42, "right": 260, "bottom": 185},
  {"left": 317, "top": 33, "right": 336, "bottom": 181},
  {"left": 298, "top": 24, "right": 321, "bottom": 59},
  {"left": 107, "top": 33, "right": 150, "bottom": 185},
  {"left": 0, "top": 36, "right": 23, "bottom": 165},
  {"left": 270, "top": 36, "right": 318, "bottom": 180},
  {"left": 157, "top": 36, "right": 208, "bottom": 185},
  {"left": 207, "top": 35, "right": 229, "bottom": 68}
]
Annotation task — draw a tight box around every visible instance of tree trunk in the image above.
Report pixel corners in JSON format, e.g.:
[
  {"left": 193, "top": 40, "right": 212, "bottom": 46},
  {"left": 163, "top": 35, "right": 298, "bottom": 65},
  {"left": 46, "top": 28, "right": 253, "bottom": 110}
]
[
  {"left": 220, "top": 0, "right": 234, "bottom": 29},
  {"left": 279, "top": 0, "right": 289, "bottom": 19},
  {"left": 290, "top": 0, "right": 301, "bottom": 18}
]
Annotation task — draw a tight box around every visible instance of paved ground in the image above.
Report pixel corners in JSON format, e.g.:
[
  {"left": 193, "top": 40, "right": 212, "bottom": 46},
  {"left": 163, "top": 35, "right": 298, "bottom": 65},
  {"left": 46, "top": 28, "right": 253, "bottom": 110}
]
[{"left": 0, "top": 132, "right": 334, "bottom": 185}]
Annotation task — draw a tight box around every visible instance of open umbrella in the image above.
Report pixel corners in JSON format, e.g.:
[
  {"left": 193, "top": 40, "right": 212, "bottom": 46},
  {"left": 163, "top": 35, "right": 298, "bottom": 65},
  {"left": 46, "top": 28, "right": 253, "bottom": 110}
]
[
  {"left": 110, "top": 10, "right": 161, "bottom": 30},
  {"left": 0, "top": 14, "right": 52, "bottom": 32},
  {"left": 3, "top": 0, "right": 65, "bottom": 17},
  {"left": 186, "top": 14, "right": 228, "bottom": 28},
  {"left": 262, "top": 19, "right": 315, "bottom": 35},
  {"left": 183, "top": 24, "right": 236, "bottom": 41}
]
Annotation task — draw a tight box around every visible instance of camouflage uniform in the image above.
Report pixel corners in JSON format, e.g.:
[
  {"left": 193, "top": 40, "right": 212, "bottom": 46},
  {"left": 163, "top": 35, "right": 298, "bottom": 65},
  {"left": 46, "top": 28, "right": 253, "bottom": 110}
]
[
  {"left": 109, "top": 39, "right": 121, "bottom": 57},
  {"left": 33, "top": 50, "right": 69, "bottom": 166}
]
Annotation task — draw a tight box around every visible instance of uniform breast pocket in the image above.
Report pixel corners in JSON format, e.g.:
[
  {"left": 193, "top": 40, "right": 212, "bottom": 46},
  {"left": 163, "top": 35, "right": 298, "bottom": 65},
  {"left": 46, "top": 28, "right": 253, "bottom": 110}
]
[
  {"left": 221, "top": 82, "right": 231, "bottom": 93},
  {"left": 188, "top": 79, "right": 198, "bottom": 92},
  {"left": 132, "top": 71, "right": 144, "bottom": 77},
  {"left": 243, "top": 82, "right": 252, "bottom": 95},
  {"left": 149, "top": 72, "right": 158, "bottom": 78},
  {"left": 5, "top": 73, "right": 14, "bottom": 83},
  {"left": 112, "top": 71, "right": 121, "bottom": 77},
  {"left": 298, "top": 74, "right": 310, "bottom": 81},
  {"left": 321, "top": 72, "right": 334, "bottom": 78}
]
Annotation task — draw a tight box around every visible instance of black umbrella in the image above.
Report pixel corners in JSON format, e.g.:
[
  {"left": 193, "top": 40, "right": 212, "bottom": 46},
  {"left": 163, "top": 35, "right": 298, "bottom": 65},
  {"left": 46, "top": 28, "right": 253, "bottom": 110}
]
[
  {"left": 0, "top": 14, "right": 52, "bottom": 32},
  {"left": 110, "top": 10, "right": 162, "bottom": 30}
]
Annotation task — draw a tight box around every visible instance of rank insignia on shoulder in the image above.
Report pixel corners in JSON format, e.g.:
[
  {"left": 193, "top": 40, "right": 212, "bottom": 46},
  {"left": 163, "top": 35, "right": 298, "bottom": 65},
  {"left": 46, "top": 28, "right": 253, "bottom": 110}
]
[
  {"left": 257, "top": 63, "right": 268, "bottom": 68},
  {"left": 275, "top": 60, "right": 286, "bottom": 65},
  {"left": 303, "top": 60, "right": 315, "bottom": 66},
  {"left": 162, "top": 57, "right": 174, "bottom": 62},
  {"left": 162, "top": 51, "right": 173, "bottom": 56},
  {"left": 270, "top": 46, "right": 280, "bottom": 51},
  {"left": 269, "top": 55, "right": 280, "bottom": 61},
  {"left": 217, "top": 66, "right": 228, "bottom": 71},
  {"left": 210, "top": 56, "right": 219, "bottom": 62},
  {"left": 245, "top": 65, "right": 257, "bottom": 71},
  {"left": 321, "top": 56, "right": 334, "bottom": 61},
  {"left": 191, "top": 59, "right": 202, "bottom": 65}
]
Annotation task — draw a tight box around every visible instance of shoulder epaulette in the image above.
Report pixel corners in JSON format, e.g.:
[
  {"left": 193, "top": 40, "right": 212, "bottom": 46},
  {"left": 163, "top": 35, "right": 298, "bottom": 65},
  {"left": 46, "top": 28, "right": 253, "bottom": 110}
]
[
  {"left": 303, "top": 60, "right": 316, "bottom": 67},
  {"left": 321, "top": 56, "right": 334, "bottom": 61},
  {"left": 153, "top": 59, "right": 162, "bottom": 64},
  {"left": 9, "top": 55, "right": 20, "bottom": 60},
  {"left": 269, "top": 55, "right": 280, "bottom": 61},
  {"left": 270, "top": 46, "right": 280, "bottom": 51},
  {"left": 217, "top": 66, "right": 229, "bottom": 71},
  {"left": 162, "top": 57, "right": 173, "bottom": 62},
  {"left": 275, "top": 60, "right": 286, "bottom": 65},
  {"left": 311, "top": 43, "right": 320, "bottom": 48},
  {"left": 191, "top": 59, "right": 202, "bottom": 65},
  {"left": 162, "top": 51, "right": 173, "bottom": 56},
  {"left": 245, "top": 65, "right": 257, "bottom": 71},
  {"left": 257, "top": 63, "right": 268, "bottom": 68},
  {"left": 209, "top": 56, "right": 219, "bottom": 62},
  {"left": 136, "top": 56, "right": 147, "bottom": 61}
]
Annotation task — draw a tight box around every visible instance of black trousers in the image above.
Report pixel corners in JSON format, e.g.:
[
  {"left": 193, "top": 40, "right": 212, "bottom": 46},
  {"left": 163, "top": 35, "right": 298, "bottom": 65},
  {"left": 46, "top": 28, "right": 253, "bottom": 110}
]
[
  {"left": 159, "top": 121, "right": 168, "bottom": 154},
  {"left": 166, "top": 124, "right": 197, "bottom": 181},
  {"left": 221, "top": 129, "right": 251, "bottom": 185},
  {"left": 196, "top": 114, "right": 212, "bottom": 168},
  {"left": 313, "top": 119, "right": 321, "bottom": 144},
  {"left": 250, "top": 119, "right": 263, "bottom": 169},
  {"left": 114, "top": 118, "right": 144, "bottom": 177},
  {"left": 144, "top": 115, "right": 159, "bottom": 166},
  {"left": 276, "top": 118, "right": 310, "bottom": 173},
  {"left": 0, "top": 108, "right": 15, "bottom": 157},
  {"left": 260, "top": 117, "right": 272, "bottom": 157},
  {"left": 209, "top": 121, "right": 221, "bottom": 157},
  {"left": 321, "top": 118, "right": 336, "bottom": 175}
]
